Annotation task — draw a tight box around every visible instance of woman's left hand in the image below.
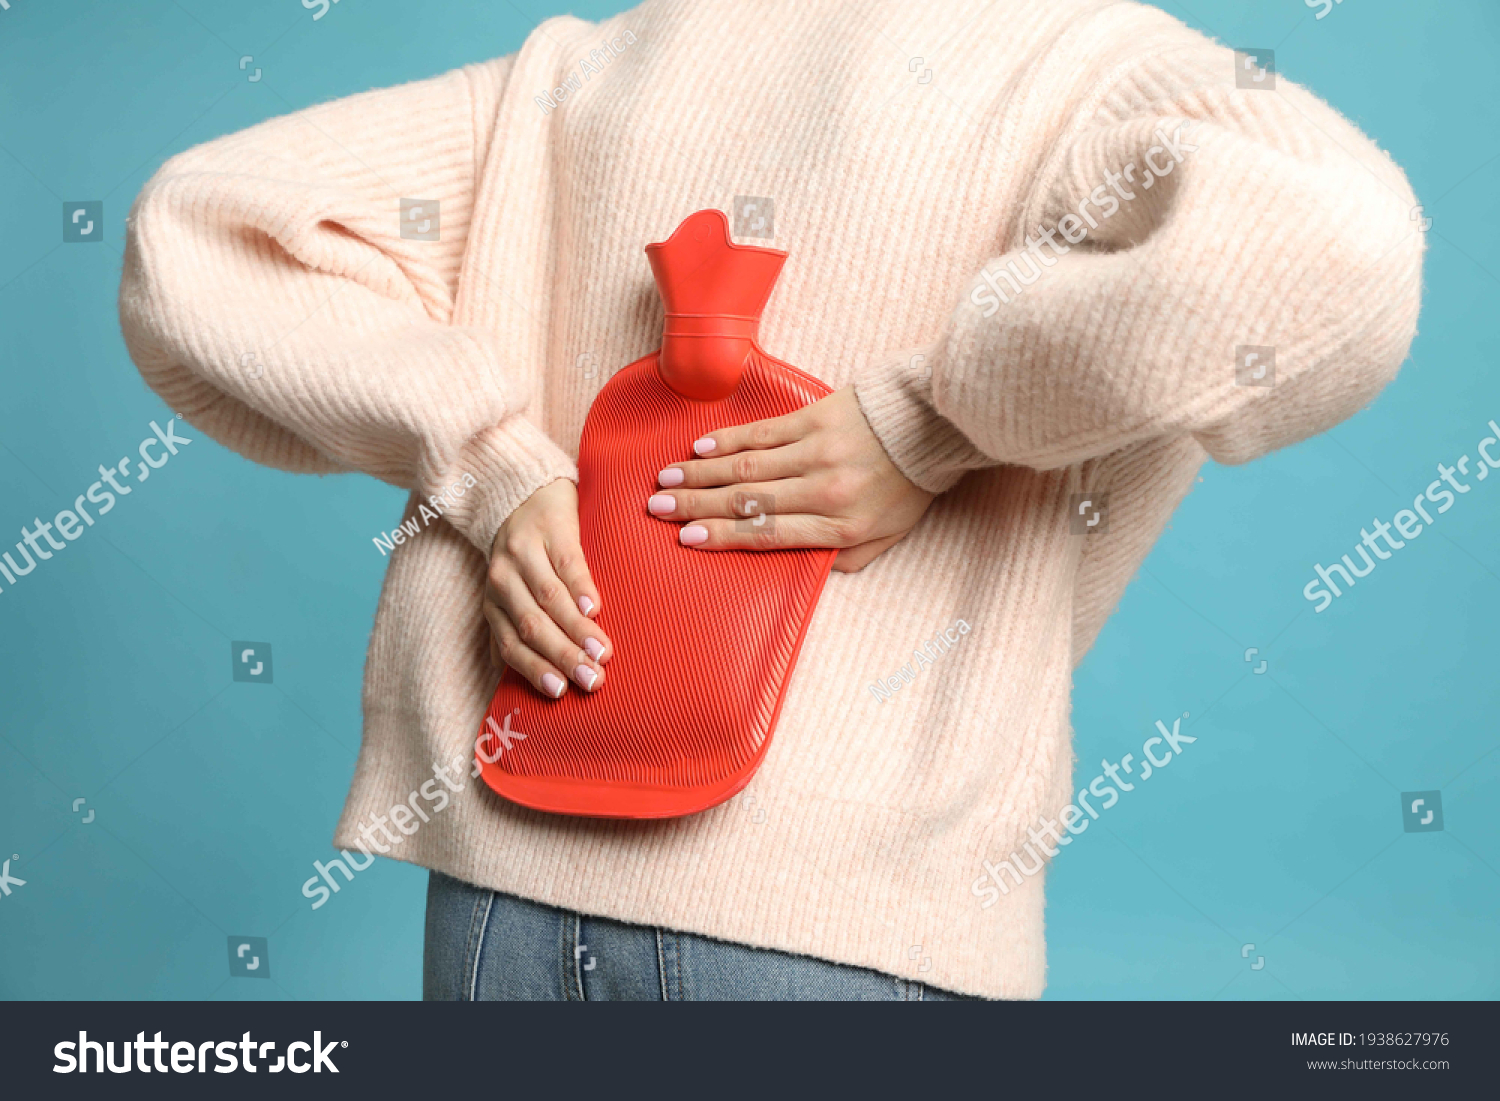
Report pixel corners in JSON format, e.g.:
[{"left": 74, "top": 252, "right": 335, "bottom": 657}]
[{"left": 646, "top": 386, "right": 935, "bottom": 573}]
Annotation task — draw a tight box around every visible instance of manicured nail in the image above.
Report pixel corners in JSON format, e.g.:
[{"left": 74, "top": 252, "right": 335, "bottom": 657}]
[
  {"left": 574, "top": 664, "right": 598, "bottom": 690},
  {"left": 647, "top": 494, "right": 675, "bottom": 515},
  {"left": 542, "top": 672, "right": 566, "bottom": 698},
  {"left": 693, "top": 437, "right": 716, "bottom": 455},
  {"left": 584, "top": 637, "right": 605, "bottom": 661},
  {"left": 658, "top": 467, "right": 685, "bottom": 487},
  {"left": 680, "top": 524, "right": 709, "bottom": 546},
  {"left": 578, "top": 594, "right": 595, "bottom": 616}
]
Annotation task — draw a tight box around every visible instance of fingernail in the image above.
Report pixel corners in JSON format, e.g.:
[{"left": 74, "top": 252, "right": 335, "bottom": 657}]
[
  {"left": 578, "top": 594, "right": 595, "bottom": 616},
  {"left": 693, "top": 437, "right": 716, "bottom": 455},
  {"left": 647, "top": 494, "right": 675, "bottom": 515},
  {"left": 584, "top": 637, "right": 605, "bottom": 661},
  {"left": 542, "top": 672, "right": 566, "bottom": 698},
  {"left": 574, "top": 664, "right": 598, "bottom": 690},
  {"left": 680, "top": 524, "right": 709, "bottom": 546},
  {"left": 658, "top": 467, "right": 685, "bottom": 487}
]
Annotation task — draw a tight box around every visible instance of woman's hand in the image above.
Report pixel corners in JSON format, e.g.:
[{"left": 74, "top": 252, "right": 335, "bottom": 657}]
[
  {"left": 646, "top": 386, "right": 935, "bottom": 572},
  {"left": 485, "top": 479, "right": 610, "bottom": 697}
]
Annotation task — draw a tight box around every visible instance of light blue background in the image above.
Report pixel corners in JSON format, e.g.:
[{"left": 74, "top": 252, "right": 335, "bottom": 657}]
[{"left": 1, "top": 0, "right": 1495, "bottom": 1000}]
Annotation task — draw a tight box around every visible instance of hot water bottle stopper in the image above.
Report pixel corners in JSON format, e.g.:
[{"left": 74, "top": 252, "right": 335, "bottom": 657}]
[{"left": 475, "top": 208, "right": 836, "bottom": 818}]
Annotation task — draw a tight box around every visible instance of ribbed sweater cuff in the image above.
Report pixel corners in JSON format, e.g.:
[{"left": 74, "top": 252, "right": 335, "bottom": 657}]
[
  {"left": 440, "top": 416, "right": 578, "bottom": 554},
  {"left": 854, "top": 347, "right": 994, "bottom": 494}
]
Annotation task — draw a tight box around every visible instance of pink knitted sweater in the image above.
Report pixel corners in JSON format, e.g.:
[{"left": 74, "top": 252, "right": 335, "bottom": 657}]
[{"left": 119, "top": 0, "right": 1423, "bottom": 997}]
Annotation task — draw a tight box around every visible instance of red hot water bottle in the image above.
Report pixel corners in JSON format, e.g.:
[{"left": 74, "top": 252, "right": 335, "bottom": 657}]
[{"left": 476, "top": 209, "right": 836, "bottom": 819}]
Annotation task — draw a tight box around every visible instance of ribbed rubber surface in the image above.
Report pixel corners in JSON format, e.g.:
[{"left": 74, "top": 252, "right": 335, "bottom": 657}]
[{"left": 477, "top": 346, "right": 835, "bottom": 818}]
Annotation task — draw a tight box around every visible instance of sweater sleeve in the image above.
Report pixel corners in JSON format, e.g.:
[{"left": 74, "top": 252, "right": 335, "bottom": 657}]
[
  {"left": 118, "top": 58, "right": 577, "bottom": 555},
  {"left": 854, "top": 21, "right": 1424, "bottom": 493}
]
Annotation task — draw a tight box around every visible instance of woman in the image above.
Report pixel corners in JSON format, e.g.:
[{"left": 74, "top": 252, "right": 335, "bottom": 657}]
[{"left": 119, "top": 0, "right": 1423, "bottom": 999}]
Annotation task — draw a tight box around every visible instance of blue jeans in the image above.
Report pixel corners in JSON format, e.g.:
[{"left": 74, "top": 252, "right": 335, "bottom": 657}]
[{"left": 423, "top": 870, "right": 977, "bottom": 1001}]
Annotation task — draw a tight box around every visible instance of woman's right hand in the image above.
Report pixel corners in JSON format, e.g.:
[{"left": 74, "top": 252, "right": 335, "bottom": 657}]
[{"left": 484, "top": 478, "right": 610, "bottom": 698}]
